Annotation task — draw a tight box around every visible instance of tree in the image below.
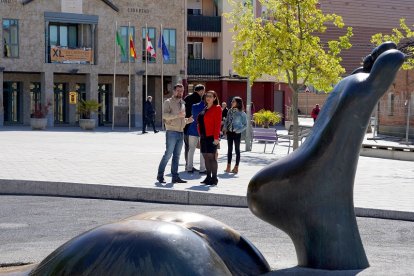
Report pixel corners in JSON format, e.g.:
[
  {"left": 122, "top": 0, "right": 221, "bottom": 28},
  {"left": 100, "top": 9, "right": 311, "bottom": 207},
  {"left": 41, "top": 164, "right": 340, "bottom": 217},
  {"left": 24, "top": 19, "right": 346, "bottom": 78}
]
[
  {"left": 371, "top": 18, "right": 414, "bottom": 143},
  {"left": 226, "top": 0, "right": 353, "bottom": 149},
  {"left": 371, "top": 18, "right": 414, "bottom": 69}
]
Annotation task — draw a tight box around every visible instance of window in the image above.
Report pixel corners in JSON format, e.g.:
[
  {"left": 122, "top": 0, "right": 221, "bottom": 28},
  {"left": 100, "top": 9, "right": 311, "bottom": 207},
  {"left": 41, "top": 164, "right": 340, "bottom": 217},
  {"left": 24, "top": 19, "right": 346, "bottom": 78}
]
[
  {"left": 163, "top": 29, "right": 176, "bottom": 64},
  {"left": 49, "top": 24, "right": 77, "bottom": 48},
  {"left": 188, "top": 42, "right": 202, "bottom": 59},
  {"left": 142, "top": 27, "right": 156, "bottom": 63},
  {"left": 2, "top": 19, "right": 19, "bottom": 58},
  {"left": 388, "top": 93, "right": 394, "bottom": 116},
  {"left": 187, "top": 9, "right": 202, "bottom": 15},
  {"left": 119, "top": 26, "right": 136, "bottom": 63}
]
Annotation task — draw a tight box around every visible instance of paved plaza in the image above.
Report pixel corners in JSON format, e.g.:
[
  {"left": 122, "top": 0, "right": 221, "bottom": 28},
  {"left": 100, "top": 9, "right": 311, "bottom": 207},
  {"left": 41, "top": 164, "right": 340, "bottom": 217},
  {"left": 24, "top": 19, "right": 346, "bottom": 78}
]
[{"left": 0, "top": 124, "right": 413, "bottom": 219}]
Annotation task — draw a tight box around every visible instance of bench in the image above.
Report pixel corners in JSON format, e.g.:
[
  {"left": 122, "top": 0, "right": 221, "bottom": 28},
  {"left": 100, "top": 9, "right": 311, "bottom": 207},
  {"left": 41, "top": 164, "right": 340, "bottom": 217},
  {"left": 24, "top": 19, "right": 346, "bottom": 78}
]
[
  {"left": 252, "top": 127, "right": 278, "bottom": 153},
  {"left": 277, "top": 125, "right": 312, "bottom": 153}
]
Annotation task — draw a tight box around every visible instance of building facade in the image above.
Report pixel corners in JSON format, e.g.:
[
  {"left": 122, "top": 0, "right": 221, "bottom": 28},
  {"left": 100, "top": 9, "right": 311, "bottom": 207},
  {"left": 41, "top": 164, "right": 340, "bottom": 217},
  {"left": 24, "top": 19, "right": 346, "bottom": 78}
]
[{"left": 1, "top": 0, "right": 185, "bottom": 128}]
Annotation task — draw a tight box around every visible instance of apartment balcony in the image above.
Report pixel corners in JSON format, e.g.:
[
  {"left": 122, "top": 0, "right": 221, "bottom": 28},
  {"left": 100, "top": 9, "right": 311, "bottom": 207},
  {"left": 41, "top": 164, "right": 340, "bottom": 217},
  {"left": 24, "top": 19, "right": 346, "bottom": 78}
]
[
  {"left": 187, "top": 59, "right": 221, "bottom": 76},
  {"left": 187, "top": 15, "right": 221, "bottom": 37}
]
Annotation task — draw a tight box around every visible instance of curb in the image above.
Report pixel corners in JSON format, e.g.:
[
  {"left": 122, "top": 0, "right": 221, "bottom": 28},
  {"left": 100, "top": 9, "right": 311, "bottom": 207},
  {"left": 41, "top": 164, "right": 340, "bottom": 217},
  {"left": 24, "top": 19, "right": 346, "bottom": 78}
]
[
  {"left": 0, "top": 179, "right": 413, "bottom": 221},
  {"left": 360, "top": 144, "right": 414, "bottom": 161}
]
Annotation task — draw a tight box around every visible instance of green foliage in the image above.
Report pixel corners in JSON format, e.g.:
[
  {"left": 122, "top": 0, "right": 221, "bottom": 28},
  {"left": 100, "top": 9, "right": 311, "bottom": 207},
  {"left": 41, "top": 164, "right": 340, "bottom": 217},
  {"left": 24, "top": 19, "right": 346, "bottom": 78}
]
[
  {"left": 253, "top": 109, "right": 282, "bottom": 127},
  {"left": 225, "top": 0, "right": 352, "bottom": 91},
  {"left": 78, "top": 99, "right": 100, "bottom": 119},
  {"left": 225, "top": 0, "right": 353, "bottom": 148},
  {"left": 371, "top": 18, "right": 414, "bottom": 70}
]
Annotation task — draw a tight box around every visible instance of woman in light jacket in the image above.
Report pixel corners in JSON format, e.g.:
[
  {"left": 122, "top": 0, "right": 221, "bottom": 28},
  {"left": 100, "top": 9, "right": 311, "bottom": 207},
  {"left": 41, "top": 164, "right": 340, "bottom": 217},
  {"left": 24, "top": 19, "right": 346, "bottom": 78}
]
[{"left": 223, "top": 96, "right": 247, "bottom": 174}]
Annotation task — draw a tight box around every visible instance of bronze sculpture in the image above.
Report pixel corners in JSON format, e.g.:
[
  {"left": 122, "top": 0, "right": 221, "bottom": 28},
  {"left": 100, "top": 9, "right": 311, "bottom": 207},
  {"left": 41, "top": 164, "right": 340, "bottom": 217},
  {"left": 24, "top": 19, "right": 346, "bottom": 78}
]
[
  {"left": 24, "top": 43, "right": 404, "bottom": 275},
  {"left": 248, "top": 42, "right": 404, "bottom": 270},
  {"left": 30, "top": 212, "right": 270, "bottom": 275}
]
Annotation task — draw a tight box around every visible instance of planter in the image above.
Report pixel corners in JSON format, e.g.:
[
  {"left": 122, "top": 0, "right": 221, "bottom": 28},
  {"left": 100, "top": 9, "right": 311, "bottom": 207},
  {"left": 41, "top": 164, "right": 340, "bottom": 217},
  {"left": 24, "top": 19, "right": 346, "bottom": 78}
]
[
  {"left": 30, "top": 118, "right": 48, "bottom": 130},
  {"left": 79, "top": 119, "right": 96, "bottom": 130}
]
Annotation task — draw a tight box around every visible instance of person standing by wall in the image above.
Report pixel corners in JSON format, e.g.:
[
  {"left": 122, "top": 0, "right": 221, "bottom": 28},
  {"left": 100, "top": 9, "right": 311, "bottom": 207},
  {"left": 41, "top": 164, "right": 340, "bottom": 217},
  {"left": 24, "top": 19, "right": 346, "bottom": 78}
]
[
  {"left": 311, "top": 104, "right": 320, "bottom": 122},
  {"left": 186, "top": 94, "right": 206, "bottom": 174},
  {"left": 197, "top": 90, "right": 222, "bottom": 185},
  {"left": 142, "top": 96, "right": 158, "bottom": 134},
  {"left": 220, "top": 101, "right": 229, "bottom": 138},
  {"left": 157, "top": 84, "right": 193, "bottom": 184},
  {"left": 183, "top": 84, "right": 205, "bottom": 170},
  {"left": 223, "top": 97, "right": 247, "bottom": 174}
]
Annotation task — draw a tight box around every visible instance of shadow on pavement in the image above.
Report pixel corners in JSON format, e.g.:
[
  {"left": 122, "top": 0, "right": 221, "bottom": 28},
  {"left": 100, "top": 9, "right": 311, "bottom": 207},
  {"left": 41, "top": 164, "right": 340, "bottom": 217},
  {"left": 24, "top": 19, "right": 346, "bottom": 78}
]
[{"left": 266, "top": 266, "right": 364, "bottom": 275}]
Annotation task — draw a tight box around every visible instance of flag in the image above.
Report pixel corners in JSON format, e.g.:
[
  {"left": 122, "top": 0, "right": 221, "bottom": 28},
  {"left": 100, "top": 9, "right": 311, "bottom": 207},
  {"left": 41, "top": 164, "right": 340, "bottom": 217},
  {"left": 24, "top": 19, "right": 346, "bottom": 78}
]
[
  {"left": 129, "top": 34, "right": 137, "bottom": 59},
  {"left": 116, "top": 31, "right": 125, "bottom": 56},
  {"left": 158, "top": 34, "right": 170, "bottom": 61},
  {"left": 146, "top": 34, "right": 156, "bottom": 58}
]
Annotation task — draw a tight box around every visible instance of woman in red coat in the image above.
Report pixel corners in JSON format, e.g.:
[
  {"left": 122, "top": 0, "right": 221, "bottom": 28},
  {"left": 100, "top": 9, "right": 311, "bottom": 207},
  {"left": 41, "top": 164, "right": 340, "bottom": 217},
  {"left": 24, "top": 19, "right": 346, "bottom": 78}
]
[{"left": 197, "top": 90, "right": 222, "bottom": 185}]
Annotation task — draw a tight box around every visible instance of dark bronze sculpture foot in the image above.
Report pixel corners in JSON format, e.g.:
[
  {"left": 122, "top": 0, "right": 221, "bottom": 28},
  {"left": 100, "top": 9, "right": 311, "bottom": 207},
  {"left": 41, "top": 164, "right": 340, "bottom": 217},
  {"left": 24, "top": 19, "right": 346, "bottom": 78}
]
[
  {"left": 30, "top": 211, "right": 270, "bottom": 276},
  {"left": 248, "top": 44, "right": 405, "bottom": 270}
]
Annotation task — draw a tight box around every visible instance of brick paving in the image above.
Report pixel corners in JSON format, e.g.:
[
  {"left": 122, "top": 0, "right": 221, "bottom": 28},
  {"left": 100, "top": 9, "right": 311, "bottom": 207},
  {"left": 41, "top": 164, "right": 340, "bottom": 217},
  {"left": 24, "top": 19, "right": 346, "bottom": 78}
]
[{"left": 0, "top": 124, "right": 413, "bottom": 216}]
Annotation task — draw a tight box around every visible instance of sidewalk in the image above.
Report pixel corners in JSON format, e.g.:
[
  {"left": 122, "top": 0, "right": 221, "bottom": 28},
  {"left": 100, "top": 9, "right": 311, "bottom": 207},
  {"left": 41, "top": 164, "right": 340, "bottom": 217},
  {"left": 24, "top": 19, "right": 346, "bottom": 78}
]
[{"left": 0, "top": 124, "right": 413, "bottom": 221}]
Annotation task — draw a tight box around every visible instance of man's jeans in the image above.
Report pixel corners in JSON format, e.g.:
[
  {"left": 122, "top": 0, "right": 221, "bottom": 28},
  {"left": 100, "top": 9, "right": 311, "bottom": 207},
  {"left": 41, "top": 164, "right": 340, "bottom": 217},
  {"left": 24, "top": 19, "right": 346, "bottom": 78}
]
[{"left": 157, "top": 130, "right": 184, "bottom": 179}]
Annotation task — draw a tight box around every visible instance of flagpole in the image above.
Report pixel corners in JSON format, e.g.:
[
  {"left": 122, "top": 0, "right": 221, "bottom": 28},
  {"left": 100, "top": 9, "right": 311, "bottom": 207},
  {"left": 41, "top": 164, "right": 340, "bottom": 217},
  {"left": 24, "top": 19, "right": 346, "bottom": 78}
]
[
  {"left": 160, "top": 24, "right": 164, "bottom": 131},
  {"left": 112, "top": 21, "right": 117, "bottom": 131},
  {"left": 128, "top": 22, "right": 131, "bottom": 131},
  {"left": 145, "top": 24, "right": 148, "bottom": 102}
]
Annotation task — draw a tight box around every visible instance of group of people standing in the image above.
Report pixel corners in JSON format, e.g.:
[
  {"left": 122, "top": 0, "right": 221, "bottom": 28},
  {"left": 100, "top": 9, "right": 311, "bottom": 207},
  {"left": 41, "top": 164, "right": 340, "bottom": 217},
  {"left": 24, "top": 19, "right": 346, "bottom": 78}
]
[{"left": 156, "top": 83, "right": 247, "bottom": 186}]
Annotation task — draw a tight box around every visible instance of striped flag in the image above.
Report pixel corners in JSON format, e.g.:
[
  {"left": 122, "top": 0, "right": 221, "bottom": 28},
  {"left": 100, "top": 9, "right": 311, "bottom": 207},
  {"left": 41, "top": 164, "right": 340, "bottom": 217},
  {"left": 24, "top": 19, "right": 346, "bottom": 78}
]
[
  {"left": 146, "top": 34, "right": 156, "bottom": 58},
  {"left": 129, "top": 34, "right": 137, "bottom": 59}
]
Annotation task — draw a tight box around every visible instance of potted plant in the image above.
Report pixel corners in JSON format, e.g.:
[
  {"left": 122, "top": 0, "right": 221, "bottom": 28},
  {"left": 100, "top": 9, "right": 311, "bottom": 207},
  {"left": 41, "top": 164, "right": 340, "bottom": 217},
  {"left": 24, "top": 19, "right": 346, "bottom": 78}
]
[
  {"left": 30, "top": 102, "right": 51, "bottom": 130},
  {"left": 78, "top": 99, "right": 100, "bottom": 130},
  {"left": 253, "top": 109, "right": 282, "bottom": 128}
]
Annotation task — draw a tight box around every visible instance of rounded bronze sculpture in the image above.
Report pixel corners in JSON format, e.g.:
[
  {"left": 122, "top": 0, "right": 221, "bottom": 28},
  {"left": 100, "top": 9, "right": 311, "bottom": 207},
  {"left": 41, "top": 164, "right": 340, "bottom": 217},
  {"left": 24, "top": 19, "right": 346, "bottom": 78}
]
[
  {"left": 25, "top": 43, "right": 404, "bottom": 275},
  {"left": 30, "top": 212, "right": 270, "bottom": 276},
  {"left": 248, "top": 44, "right": 405, "bottom": 270}
]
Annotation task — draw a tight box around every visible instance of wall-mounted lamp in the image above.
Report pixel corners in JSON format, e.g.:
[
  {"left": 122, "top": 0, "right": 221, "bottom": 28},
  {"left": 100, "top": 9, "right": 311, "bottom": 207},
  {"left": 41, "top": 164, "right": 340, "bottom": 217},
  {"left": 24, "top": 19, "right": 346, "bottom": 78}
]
[
  {"left": 0, "top": 67, "right": 5, "bottom": 72},
  {"left": 69, "top": 69, "right": 79, "bottom": 74},
  {"left": 179, "top": 69, "right": 185, "bottom": 75},
  {"left": 136, "top": 70, "right": 146, "bottom": 75}
]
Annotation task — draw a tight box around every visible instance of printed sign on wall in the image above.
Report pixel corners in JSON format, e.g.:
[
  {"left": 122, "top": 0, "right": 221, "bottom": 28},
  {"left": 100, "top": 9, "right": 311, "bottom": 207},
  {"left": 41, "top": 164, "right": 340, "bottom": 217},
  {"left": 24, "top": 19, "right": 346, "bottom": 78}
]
[{"left": 62, "top": 0, "right": 83, "bottom": 13}]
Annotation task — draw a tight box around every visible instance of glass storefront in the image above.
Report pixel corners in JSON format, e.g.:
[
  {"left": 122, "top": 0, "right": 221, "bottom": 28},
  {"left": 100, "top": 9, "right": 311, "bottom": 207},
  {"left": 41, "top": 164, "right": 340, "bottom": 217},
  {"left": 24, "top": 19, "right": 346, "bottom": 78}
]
[
  {"left": 3, "top": 81, "right": 21, "bottom": 124},
  {"left": 54, "top": 83, "right": 68, "bottom": 123},
  {"left": 98, "top": 83, "right": 112, "bottom": 125}
]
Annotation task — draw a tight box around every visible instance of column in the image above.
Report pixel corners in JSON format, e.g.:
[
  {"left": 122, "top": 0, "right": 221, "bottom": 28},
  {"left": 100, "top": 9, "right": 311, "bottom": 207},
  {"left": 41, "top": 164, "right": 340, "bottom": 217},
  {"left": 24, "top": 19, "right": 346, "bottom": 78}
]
[
  {"left": 41, "top": 70, "right": 54, "bottom": 127},
  {"left": 91, "top": 24, "right": 96, "bottom": 65},
  {"left": 68, "top": 82, "right": 77, "bottom": 125},
  {"left": 133, "top": 74, "right": 143, "bottom": 128},
  {"left": 0, "top": 72, "right": 3, "bottom": 126}
]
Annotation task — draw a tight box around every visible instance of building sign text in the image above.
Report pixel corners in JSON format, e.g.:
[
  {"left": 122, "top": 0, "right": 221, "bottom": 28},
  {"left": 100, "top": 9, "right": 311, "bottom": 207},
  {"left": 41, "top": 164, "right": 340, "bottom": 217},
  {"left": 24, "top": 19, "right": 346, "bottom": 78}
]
[{"left": 50, "top": 46, "right": 93, "bottom": 64}]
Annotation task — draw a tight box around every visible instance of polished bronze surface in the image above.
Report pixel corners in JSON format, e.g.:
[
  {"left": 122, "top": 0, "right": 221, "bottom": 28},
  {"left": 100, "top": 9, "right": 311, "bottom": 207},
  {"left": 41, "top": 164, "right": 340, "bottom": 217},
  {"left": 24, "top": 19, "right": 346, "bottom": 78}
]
[
  {"left": 248, "top": 44, "right": 405, "bottom": 270},
  {"left": 30, "top": 211, "right": 270, "bottom": 275},
  {"left": 128, "top": 211, "right": 270, "bottom": 275}
]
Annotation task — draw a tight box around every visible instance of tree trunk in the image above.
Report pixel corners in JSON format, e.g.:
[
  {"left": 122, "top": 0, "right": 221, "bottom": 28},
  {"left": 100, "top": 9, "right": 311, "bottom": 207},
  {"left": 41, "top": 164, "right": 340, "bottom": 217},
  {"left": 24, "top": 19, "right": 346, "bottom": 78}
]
[{"left": 290, "top": 70, "right": 300, "bottom": 150}]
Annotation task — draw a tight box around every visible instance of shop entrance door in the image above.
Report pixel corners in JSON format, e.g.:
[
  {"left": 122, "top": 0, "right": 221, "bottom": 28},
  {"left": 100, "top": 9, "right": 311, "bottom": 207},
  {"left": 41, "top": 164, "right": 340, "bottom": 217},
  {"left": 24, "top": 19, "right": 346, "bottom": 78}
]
[
  {"left": 54, "top": 83, "right": 68, "bottom": 124},
  {"left": 3, "top": 82, "right": 21, "bottom": 124},
  {"left": 98, "top": 84, "right": 112, "bottom": 126}
]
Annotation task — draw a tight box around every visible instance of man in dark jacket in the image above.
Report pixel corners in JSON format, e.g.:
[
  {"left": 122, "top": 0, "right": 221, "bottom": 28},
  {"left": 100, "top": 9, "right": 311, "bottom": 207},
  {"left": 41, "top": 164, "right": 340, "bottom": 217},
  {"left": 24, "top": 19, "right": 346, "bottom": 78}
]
[
  {"left": 143, "top": 96, "right": 158, "bottom": 134},
  {"left": 183, "top": 84, "right": 205, "bottom": 168}
]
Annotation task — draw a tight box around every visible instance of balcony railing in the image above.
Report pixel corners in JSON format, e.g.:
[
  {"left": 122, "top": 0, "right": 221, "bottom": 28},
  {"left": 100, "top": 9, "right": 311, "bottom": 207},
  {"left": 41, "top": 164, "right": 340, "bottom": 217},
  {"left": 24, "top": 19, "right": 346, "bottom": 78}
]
[
  {"left": 187, "top": 15, "right": 221, "bottom": 33},
  {"left": 187, "top": 59, "right": 221, "bottom": 76}
]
